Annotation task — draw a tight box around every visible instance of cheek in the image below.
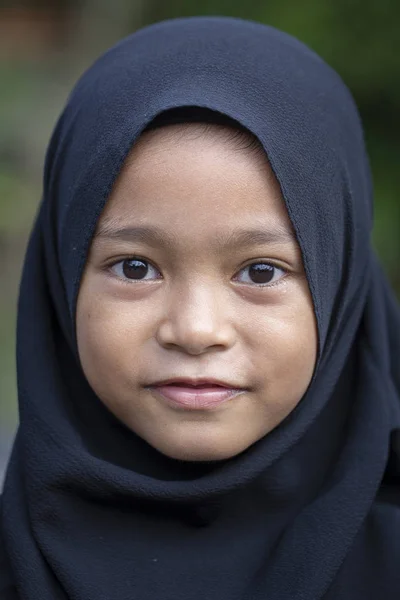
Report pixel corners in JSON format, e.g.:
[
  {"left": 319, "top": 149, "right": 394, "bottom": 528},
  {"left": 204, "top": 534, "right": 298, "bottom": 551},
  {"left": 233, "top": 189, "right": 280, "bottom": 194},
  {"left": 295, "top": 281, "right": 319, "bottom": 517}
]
[
  {"left": 75, "top": 285, "right": 150, "bottom": 398},
  {"left": 251, "top": 299, "right": 317, "bottom": 397}
]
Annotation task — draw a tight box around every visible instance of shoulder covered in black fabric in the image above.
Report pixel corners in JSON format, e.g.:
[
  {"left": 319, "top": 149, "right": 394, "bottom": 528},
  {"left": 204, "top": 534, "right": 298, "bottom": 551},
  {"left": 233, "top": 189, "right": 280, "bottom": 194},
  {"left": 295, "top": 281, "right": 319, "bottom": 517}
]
[{"left": 0, "top": 497, "right": 18, "bottom": 600}]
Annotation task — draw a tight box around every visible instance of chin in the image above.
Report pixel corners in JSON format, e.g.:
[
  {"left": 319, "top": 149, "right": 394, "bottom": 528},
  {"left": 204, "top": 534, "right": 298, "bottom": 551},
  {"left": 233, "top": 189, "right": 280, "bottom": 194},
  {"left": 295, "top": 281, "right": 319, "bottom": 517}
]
[{"left": 153, "top": 439, "right": 250, "bottom": 462}]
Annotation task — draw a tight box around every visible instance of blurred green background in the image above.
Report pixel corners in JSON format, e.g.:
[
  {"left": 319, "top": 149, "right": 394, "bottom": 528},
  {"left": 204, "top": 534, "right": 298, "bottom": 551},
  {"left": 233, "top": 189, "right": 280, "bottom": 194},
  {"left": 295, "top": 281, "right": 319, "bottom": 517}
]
[{"left": 0, "top": 1, "right": 399, "bottom": 479}]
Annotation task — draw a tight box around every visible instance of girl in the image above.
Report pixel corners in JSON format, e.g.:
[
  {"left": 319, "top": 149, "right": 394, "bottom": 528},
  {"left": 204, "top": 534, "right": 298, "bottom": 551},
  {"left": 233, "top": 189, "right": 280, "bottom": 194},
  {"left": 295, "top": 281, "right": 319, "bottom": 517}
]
[{"left": 1, "top": 15, "right": 399, "bottom": 600}]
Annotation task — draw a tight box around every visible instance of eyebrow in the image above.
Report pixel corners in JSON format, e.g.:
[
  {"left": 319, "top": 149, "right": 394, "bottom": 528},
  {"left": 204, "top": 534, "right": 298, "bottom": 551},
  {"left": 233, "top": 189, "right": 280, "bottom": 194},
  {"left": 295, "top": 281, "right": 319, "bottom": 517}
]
[{"left": 94, "top": 222, "right": 297, "bottom": 252}]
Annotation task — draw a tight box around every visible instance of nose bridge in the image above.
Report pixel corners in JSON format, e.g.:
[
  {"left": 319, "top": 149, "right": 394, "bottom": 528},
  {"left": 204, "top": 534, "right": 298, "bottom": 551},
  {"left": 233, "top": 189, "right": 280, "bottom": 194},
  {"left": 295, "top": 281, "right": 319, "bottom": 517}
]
[
  {"left": 156, "top": 275, "right": 235, "bottom": 352},
  {"left": 175, "top": 280, "right": 222, "bottom": 324}
]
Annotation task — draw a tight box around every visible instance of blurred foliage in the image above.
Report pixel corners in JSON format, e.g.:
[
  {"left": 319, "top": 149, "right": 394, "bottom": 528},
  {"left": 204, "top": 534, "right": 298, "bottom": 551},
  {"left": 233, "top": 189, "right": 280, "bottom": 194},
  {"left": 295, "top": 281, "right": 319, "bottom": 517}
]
[{"left": 0, "top": 0, "right": 399, "bottom": 445}]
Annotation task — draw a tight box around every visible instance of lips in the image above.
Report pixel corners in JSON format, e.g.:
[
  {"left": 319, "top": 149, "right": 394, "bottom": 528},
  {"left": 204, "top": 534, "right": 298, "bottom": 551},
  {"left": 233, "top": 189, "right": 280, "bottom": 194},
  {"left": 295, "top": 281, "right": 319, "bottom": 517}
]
[
  {"left": 148, "top": 377, "right": 243, "bottom": 388},
  {"left": 166, "top": 383, "right": 224, "bottom": 389},
  {"left": 145, "top": 376, "right": 248, "bottom": 410},
  {"left": 162, "top": 382, "right": 227, "bottom": 389},
  {"left": 148, "top": 384, "right": 245, "bottom": 410}
]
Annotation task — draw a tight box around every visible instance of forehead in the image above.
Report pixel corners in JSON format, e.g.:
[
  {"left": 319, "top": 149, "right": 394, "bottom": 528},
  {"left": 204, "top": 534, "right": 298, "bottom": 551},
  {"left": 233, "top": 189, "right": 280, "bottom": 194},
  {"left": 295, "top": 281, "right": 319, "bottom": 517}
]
[{"left": 97, "top": 124, "right": 293, "bottom": 234}]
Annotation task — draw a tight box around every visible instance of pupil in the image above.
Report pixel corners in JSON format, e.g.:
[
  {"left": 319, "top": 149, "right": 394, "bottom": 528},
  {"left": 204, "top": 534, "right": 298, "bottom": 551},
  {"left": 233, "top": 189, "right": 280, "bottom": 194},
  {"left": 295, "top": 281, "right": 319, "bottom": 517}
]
[
  {"left": 249, "top": 263, "right": 274, "bottom": 284},
  {"left": 122, "top": 259, "right": 148, "bottom": 279}
]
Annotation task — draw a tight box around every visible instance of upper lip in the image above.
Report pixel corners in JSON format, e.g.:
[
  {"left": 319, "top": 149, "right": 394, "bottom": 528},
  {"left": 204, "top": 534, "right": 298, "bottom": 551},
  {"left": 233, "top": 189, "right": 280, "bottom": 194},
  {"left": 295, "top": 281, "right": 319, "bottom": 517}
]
[{"left": 148, "top": 377, "right": 246, "bottom": 389}]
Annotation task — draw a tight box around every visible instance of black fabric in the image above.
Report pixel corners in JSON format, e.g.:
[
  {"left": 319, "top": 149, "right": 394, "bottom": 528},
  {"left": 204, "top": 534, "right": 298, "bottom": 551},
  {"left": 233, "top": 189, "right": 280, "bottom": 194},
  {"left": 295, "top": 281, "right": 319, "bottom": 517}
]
[
  {"left": 1, "top": 15, "right": 400, "bottom": 599},
  {"left": 0, "top": 498, "right": 17, "bottom": 600}
]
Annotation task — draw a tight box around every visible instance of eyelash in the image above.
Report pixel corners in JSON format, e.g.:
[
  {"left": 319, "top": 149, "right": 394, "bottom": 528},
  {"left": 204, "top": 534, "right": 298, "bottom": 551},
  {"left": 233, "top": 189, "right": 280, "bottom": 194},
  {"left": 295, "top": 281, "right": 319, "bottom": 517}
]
[{"left": 107, "top": 256, "right": 288, "bottom": 289}]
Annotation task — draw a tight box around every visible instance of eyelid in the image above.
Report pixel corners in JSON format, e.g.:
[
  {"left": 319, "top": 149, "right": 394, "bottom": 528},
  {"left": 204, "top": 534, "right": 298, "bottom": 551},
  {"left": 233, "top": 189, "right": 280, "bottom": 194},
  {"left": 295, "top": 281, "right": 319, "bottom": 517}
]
[
  {"left": 234, "top": 261, "right": 287, "bottom": 287},
  {"left": 109, "top": 256, "right": 162, "bottom": 282}
]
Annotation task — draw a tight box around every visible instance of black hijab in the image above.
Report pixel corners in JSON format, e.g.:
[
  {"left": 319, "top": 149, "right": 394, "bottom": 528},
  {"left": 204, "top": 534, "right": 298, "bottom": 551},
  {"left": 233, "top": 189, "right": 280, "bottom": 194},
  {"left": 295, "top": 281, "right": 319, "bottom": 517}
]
[{"left": 1, "top": 15, "right": 400, "bottom": 600}]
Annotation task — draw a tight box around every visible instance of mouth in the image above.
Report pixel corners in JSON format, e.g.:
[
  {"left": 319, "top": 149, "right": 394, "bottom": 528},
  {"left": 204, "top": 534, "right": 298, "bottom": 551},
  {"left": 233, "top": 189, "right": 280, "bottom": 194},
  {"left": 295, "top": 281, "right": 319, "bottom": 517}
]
[
  {"left": 146, "top": 378, "right": 248, "bottom": 411},
  {"left": 147, "top": 377, "right": 246, "bottom": 389}
]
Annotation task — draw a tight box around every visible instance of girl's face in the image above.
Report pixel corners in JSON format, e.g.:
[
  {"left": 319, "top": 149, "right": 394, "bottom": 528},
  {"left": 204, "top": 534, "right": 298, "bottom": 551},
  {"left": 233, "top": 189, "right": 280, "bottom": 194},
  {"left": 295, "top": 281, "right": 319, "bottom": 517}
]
[{"left": 76, "top": 124, "right": 318, "bottom": 461}]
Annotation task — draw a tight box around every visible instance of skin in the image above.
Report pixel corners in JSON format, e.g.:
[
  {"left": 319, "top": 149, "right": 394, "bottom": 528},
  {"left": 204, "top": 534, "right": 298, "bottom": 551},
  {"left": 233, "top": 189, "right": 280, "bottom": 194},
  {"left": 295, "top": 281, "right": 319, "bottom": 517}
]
[{"left": 76, "top": 123, "right": 318, "bottom": 462}]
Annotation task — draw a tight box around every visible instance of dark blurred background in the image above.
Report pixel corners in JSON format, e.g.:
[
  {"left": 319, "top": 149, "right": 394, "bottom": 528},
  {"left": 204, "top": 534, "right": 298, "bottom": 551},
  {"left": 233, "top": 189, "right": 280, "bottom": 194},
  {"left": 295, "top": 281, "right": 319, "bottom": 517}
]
[{"left": 1, "top": 0, "right": 399, "bottom": 485}]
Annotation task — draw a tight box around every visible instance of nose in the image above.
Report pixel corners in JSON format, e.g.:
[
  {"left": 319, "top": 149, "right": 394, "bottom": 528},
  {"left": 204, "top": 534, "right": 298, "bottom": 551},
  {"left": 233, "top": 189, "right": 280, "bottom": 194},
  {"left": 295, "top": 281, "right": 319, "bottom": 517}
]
[{"left": 155, "top": 284, "right": 236, "bottom": 355}]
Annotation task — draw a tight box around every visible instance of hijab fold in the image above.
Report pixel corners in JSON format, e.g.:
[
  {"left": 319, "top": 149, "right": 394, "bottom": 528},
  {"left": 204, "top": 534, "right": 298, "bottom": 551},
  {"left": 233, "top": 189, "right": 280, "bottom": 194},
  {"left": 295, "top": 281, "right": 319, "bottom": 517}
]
[{"left": 1, "top": 16, "right": 399, "bottom": 600}]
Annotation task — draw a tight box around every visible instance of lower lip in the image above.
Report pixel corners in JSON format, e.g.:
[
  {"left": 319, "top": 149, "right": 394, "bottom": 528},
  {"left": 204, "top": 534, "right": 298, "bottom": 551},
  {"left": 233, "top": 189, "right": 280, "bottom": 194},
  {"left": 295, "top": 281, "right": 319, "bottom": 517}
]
[{"left": 148, "top": 385, "right": 245, "bottom": 410}]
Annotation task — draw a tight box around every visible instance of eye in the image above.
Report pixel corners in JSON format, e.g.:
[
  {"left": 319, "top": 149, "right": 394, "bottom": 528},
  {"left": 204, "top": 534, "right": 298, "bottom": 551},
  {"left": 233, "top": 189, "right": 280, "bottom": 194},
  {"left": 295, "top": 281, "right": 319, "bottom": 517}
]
[
  {"left": 109, "top": 258, "right": 286, "bottom": 287},
  {"left": 111, "top": 258, "right": 161, "bottom": 281},
  {"left": 235, "top": 262, "right": 286, "bottom": 287}
]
